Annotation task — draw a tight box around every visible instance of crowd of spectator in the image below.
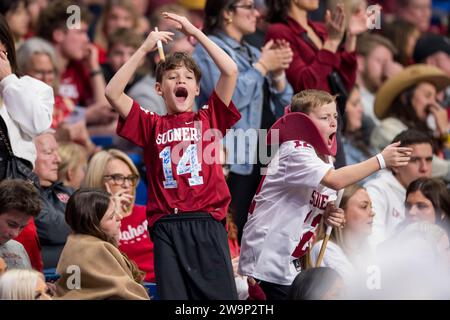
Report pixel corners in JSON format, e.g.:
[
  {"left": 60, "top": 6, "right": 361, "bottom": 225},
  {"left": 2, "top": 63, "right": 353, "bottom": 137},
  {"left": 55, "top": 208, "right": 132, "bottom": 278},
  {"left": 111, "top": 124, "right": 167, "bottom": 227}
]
[{"left": 0, "top": 0, "right": 450, "bottom": 300}]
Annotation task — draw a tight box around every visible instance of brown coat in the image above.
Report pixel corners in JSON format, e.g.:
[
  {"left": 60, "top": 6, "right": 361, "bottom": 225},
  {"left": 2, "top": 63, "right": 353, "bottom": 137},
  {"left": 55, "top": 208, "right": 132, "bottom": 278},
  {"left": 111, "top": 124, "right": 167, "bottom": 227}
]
[{"left": 55, "top": 234, "right": 149, "bottom": 300}]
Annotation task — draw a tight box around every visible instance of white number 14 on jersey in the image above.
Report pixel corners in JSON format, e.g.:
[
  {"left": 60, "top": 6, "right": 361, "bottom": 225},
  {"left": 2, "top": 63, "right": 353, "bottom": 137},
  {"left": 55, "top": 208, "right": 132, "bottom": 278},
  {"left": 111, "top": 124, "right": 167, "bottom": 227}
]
[{"left": 159, "top": 144, "right": 203, "bottom": 189}]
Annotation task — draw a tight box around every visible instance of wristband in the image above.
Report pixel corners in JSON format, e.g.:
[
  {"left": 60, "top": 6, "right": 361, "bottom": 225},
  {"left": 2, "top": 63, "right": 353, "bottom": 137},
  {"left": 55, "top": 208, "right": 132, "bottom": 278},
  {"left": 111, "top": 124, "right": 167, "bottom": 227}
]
[
  {"left": 271, "top": 72, "right": 286, "bottom": 82},
  {"left": 89, "top": 69, "right": 102, "bottom": 77},
  {"left": 253, "top": 61, "right": 268, "bottom": 74},
  {"left": 376, "top": 153, "right": 386, "bottom": 170}
]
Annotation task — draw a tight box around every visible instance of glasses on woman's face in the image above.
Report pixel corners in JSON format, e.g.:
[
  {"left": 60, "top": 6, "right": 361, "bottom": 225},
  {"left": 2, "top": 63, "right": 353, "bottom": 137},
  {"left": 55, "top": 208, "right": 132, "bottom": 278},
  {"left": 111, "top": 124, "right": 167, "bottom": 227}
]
[
  {"left": 104, "top": 174, "right": 139, "bottom": 186},
  {"left": 30, "top": 69, "right": 55, "bottom": 81},
  {"left": 232, "top": 2, "right": 256, "bottom": 11}
]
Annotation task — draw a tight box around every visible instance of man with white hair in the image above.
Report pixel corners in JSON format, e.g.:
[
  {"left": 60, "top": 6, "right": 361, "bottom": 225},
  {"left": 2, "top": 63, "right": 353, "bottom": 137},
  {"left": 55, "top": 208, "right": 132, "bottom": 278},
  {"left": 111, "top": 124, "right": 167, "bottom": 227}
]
[{"left": 33, "top": 131, "right": 73, "bottom": 269}]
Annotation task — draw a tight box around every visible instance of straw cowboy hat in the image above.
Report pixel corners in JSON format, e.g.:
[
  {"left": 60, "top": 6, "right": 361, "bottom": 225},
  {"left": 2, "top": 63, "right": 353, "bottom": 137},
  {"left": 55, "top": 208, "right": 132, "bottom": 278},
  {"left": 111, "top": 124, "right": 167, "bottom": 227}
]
[{"left": 374, "top": 64, "right": 450, "bottom": 120}]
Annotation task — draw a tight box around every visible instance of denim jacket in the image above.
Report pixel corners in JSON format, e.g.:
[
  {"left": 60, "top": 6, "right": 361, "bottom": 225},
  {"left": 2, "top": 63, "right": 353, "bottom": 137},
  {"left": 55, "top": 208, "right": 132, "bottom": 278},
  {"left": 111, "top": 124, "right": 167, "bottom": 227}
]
[{"left": 193, "top": 32, "right": 293, "bottom": 175}]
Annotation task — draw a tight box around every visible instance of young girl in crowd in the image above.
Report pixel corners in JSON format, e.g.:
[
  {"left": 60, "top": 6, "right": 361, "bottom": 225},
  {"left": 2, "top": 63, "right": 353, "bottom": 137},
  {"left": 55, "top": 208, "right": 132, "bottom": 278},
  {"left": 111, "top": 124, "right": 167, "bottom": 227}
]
[{"left": 55, "top": 188, "right": 149, "bottom": 300}]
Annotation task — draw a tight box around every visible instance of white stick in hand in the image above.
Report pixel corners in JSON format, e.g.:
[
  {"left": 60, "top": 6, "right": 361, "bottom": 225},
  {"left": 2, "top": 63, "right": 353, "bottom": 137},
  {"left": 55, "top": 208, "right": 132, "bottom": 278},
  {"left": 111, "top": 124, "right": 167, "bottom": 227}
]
[{"left": 155, "top": 27, "right": 165, "bottom": 62}]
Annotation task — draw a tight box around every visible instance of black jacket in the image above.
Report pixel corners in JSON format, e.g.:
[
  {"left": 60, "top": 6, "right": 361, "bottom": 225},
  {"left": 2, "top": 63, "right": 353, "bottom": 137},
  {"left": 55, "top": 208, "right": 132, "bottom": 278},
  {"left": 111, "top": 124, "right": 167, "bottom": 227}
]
[{"left": 35, "top": 182, "right": 74, "bottom": 269}]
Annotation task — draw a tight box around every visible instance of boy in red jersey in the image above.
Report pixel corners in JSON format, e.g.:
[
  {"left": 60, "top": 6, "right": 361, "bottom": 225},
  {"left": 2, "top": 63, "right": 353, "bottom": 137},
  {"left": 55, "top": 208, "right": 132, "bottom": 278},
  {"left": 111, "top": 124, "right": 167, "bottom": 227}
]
[{"left": 106, "top": 12, "right": 240, "bottom": 299}]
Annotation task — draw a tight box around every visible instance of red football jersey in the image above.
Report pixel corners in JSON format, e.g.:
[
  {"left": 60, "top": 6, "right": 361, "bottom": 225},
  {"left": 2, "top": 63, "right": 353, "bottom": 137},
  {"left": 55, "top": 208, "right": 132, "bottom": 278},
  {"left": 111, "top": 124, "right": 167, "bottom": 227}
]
[{"left": 117, "top": 91, "right": 241, "bottom": 226}]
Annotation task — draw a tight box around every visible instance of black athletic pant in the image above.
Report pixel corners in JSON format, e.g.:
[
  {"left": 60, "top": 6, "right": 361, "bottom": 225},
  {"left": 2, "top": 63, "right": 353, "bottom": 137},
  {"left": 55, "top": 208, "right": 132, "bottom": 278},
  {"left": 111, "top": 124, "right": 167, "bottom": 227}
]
[
  {"left": 150, "top": 212, "right": 238, "bottom": 300},
  {"left": 227, "top": 164, "right": 263, "bottom": 244},
  {"left": 255, "top": 278, "right": 291, "bottom": 300}
]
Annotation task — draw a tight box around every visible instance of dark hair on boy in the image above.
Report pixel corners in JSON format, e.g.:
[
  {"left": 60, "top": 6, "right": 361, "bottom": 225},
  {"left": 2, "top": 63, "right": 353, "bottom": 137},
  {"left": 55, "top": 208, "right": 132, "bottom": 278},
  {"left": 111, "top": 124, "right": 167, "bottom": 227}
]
[
  {"left": 391, "top": 129, "right": 433, "bottom": 148},
  {"left": 155, "top": 52, "right": 202, "bottom": 84},
  {"left": 107, "top": 28, "right": 143, "bottom": 51},
  {"left": 37, "top": 0, "right": 92, "bottom": 42},
  {"left": 290, "top": 89, "right": 336, "bottom": 114},
  {"left": 0, "top": 179, "right": 41, "bottom": 217}
]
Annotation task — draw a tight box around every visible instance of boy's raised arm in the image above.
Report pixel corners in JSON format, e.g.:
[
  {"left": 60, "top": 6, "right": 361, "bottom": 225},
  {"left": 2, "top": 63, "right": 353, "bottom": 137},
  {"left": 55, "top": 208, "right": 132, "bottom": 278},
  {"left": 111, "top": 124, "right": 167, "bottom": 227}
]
[
  {"left": 105, "top": 31, "right": 174, "bottom": 119},
  {"left": 162, "top": 12, "right": 238, "bottom": 106},
  {"left": 321, "top": 142, "right": 412, "bottom": 190}
]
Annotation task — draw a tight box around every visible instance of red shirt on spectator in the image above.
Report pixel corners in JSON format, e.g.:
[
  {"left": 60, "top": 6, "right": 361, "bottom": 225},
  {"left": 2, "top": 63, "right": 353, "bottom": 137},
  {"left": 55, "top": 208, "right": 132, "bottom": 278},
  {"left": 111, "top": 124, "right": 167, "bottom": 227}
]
[
  {"left": 117, "top": 91, "right": 241, "bottom": 227},
  {"left": 51, "top": 95, "right": 75, "bottom": 129},
  {"left": 59, "top": 61, "right": 93, "bottom": 106},
  {"left": 14, "top": 218, "right": 43, "bottom": 272},
  {"left": 118, "top": 205, "right": 155, "bottom": 282},
  {"left": 265, "top": 17, "right": 357, "bottom": 93}
]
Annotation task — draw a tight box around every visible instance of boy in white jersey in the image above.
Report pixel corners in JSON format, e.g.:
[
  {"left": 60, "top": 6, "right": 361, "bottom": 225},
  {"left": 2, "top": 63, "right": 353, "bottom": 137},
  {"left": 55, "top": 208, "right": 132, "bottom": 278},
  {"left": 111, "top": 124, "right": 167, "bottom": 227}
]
[{"left": 238, "top": 90, "right": 412, "bottom": 300}]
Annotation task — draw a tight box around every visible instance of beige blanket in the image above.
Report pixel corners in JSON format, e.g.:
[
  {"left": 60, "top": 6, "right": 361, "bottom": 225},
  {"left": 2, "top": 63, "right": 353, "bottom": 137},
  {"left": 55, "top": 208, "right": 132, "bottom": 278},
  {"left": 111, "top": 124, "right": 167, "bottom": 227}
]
[{"left": 55, "top": 233, "right": 149, "bottom": 300}]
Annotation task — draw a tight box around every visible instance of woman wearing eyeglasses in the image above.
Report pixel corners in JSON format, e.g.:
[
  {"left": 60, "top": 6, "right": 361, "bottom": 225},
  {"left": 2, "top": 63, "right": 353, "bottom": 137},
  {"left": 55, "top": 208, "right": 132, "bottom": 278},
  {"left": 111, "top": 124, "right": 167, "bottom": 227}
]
[
  {"left": 84, "top": 149, "right": 155, "bottom": 283},
  {"left": 193, "top": 0, "right": 293, "bottom": 243}
]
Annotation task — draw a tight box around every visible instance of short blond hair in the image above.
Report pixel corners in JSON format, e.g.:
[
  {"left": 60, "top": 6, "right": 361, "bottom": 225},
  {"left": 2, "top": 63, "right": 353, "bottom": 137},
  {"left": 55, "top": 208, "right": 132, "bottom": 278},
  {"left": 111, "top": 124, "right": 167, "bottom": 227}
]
[
  {"left": 83, "top": 149, "right": 139, "bottom": 189},
  {"left": 57, "top": 143, "right": 88, "bottom": 182},
  {"left": 290, "top": 89, "right": 336, "bottom": 114}
]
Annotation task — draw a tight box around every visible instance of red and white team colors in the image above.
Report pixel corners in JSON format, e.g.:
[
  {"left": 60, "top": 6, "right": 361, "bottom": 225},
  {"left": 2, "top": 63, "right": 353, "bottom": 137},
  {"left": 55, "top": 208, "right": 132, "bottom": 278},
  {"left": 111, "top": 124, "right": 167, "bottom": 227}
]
[
  {"left": 238, "top": 140, "right": 337, "bottom": 285},
  {"left": 117, "top": 91, "right": 241, "bottom": 226}
]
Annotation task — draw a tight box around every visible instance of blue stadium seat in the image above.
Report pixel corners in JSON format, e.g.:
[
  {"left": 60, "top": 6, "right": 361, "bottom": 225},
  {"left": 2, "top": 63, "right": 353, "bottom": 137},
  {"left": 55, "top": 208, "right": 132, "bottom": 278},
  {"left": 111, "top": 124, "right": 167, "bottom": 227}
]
[
  {"left": 135, "top": 179, "right": 148, "bottom": 205},
  {"left": 143, "top": 282, "right": 159, "bottom": 300},
  {"left": 128, "top": 152, "right": 147, "bottom": 205},
  {"left": 43, "top": 268, "right": 60, "bottom": 282},
  {"left": 91, "top": 135, "right": 114, "bottom": 148}
]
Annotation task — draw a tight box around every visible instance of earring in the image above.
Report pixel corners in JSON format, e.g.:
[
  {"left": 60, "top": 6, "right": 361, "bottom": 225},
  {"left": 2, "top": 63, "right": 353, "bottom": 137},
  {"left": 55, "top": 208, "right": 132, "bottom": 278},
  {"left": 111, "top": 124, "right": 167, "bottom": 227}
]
[{"left": 225, "top": 17, "right": 233, "bottom": 25}]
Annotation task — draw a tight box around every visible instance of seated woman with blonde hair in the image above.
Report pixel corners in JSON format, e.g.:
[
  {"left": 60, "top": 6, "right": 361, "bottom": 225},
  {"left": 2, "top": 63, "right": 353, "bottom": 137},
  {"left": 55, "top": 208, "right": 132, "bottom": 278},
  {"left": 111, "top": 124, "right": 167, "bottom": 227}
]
[
  {"left": 57, "top": 142, "right": 88, "bottom": 190},
  {"left": 311, "top": 184, "right": 375, "bottom": 281},
  {"left": 0, "top": 269, "right": 52, "bottom": 300},
  {"left": 55, "top": 188, "right": 149, "bottom": 300}
]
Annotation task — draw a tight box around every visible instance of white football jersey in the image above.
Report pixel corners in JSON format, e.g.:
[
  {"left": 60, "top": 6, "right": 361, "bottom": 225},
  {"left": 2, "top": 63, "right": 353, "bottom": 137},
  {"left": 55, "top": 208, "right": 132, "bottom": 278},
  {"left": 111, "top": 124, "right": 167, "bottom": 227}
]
[{"left": 238, "top": 140, "right": 337, "bottom": 285}]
